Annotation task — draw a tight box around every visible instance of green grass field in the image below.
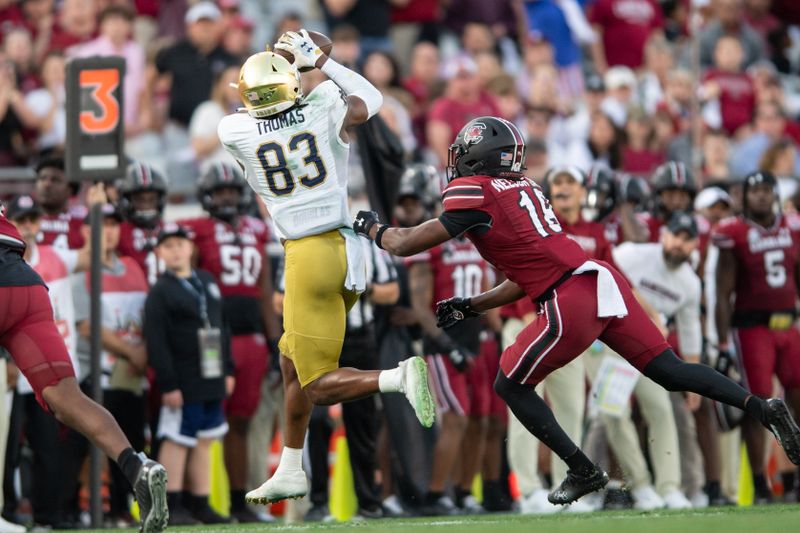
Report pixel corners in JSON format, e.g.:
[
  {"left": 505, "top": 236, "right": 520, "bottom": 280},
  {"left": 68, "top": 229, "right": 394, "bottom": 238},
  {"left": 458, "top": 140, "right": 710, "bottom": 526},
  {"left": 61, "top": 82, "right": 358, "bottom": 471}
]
[{"left": 69, "top": 505, "right": 800, "bottom": 533}]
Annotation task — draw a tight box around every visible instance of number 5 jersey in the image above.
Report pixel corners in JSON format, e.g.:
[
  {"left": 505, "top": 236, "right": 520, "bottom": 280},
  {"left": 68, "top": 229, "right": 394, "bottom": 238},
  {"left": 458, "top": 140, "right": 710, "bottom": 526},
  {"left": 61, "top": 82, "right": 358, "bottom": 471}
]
[
  {"left": 217, "top": 80, "right": 351, "bottom": 241},
  {"left": 711, "top": 214, "right": 800, "bottom": 316}
]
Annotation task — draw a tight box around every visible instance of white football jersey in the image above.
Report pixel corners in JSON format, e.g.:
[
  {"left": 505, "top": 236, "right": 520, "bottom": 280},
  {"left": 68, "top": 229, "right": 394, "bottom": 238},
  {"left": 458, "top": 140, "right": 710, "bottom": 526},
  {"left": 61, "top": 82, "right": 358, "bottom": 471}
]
[{"left": 218, "top": 81, "right": 351, "bottom": 240}]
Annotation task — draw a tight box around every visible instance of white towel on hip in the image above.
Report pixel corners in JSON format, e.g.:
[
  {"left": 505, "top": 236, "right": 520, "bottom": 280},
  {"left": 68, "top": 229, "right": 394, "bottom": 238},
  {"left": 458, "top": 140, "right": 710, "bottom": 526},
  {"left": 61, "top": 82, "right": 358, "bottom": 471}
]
[
  {"left": 339, "top": 227, "right": 367, "bottom": 294},
  {"left": 573, "top": 260, "right": 628, "bottom": 318}
]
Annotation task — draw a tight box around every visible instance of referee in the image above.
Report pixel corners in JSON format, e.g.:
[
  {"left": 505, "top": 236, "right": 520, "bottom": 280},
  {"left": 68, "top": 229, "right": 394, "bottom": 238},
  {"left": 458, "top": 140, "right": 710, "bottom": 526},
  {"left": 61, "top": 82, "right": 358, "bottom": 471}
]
[{"left": 286, "top": 240, "right": 399, "bottom": 520}]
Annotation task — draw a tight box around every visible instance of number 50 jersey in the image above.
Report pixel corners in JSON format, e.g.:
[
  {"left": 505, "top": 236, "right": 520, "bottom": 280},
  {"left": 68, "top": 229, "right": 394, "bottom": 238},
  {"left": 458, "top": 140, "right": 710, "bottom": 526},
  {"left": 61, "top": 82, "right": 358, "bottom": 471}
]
[{"left": 218, "top": 81, "right": 351, "bottom": 241}]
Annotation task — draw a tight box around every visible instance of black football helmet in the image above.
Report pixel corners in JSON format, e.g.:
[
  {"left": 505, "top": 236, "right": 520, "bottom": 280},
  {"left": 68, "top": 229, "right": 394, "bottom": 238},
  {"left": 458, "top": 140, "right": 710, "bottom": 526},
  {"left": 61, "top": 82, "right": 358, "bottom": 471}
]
[
  {"left": 651, "top": 161, "right": 697, "bottom": 196},
  {"left": 198, "top": 162, "right": 249, "bottom": 222},
  {"left": 117, "top": 162, "right": 167, "bottom": 228},
  {"left": 582, "top": 164, "right": 617, "bottom": 222},
  {"left": 398, "top": 163, "right": 441, "bottom": 210},
  {"left": 741, "top": 170, "right": 779, "bottom": 215},
  {"left": 447, "top": 116, "right": 526, "bottom": 181}
]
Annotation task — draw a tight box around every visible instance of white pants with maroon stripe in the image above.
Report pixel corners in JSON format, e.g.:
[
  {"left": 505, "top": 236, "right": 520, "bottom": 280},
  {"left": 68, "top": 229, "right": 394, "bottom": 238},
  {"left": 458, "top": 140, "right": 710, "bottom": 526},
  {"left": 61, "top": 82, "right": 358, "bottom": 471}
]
[
  {"left": 584, "top": 347, "right": 682, "bottom": 495},
  {"left": 503, "top": 318, "right": 586, "bottom": 495}
]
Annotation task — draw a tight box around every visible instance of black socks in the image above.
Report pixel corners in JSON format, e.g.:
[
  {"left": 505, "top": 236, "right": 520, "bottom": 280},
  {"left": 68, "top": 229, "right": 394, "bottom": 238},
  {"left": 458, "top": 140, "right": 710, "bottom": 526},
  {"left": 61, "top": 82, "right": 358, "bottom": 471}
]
[
  {"left": 494, "top": 373, "right": 583, "bottom": 463},
  {"left": 744, "top": 395, "right": 768, "bottom": 426},
  {"left": 230, "top": 489, "right": 247, "bottom": 511},
  {"left": 564, "top": 449, "right": 597, "bottom": 477},
  {"left": 117, "top": 448, "right": 143, "bottom": 488},
  {"left": 643, "top": 350, "right": 753, "bottom": 409}
]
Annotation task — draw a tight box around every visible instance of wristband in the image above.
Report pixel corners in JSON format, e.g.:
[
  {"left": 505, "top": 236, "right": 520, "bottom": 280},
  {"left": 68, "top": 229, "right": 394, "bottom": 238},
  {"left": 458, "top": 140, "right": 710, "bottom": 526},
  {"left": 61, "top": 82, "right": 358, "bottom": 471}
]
[{"left": 375, "top": 225, "right": 389, "bottom": 249}]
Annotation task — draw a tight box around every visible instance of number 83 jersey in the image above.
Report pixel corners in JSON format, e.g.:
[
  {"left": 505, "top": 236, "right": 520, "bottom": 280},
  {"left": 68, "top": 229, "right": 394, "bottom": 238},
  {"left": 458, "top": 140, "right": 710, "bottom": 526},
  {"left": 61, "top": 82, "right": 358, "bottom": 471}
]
[
  {"left": 711, "top": 213, "right": 800, "bottom": 313},
  {"left": 218, "top": 81, "right": 351, "bottom": 241}
]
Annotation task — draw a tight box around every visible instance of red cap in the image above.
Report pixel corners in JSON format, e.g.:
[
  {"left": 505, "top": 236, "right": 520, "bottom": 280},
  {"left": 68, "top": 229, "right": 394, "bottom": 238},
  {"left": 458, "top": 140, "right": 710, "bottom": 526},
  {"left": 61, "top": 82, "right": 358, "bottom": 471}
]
[{"left": 229, "top": 15, "right": 253, "bottom": 32}]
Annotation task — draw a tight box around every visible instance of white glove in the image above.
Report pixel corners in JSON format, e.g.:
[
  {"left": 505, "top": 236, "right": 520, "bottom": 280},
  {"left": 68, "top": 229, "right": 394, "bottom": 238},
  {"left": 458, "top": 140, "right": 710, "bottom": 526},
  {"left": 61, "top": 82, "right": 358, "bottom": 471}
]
[{"left": 275, "top": 30, "right": 322, "bottom": 70}]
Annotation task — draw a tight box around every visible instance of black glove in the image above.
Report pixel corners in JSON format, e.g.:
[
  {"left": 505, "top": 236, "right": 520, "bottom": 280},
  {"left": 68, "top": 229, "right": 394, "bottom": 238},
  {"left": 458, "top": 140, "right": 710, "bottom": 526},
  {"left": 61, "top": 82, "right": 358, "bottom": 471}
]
[
  {"left": 616, "top": 175, "right": 648, "bottom": 205},
  {"left": 436, "top": 297, "right": 482, "bottom": 329},
  {"left": 353, "top": 210, "right": 380, "bottom": 238},
  {"left": 433, "top": 334, "right": 475, "bottom": 373},
  {"left": 715, "top": 347, "right": 734, "bottom": 376}
]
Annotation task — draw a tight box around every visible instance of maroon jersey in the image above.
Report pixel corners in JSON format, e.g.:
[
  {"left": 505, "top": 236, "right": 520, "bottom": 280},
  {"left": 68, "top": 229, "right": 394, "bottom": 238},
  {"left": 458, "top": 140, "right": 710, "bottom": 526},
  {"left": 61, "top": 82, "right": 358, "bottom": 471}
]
[
  {"left": 117, "top": 221, "right": 163, "bottom": 286},
  {"left": 557, "top": 215, "right": 617, "bottom": 265},
  {"left": 0, "top": 213, "right": 25, "bottom": 252},
  {"left": 407, "top": 239, "right": 487, "bottom": 307},
  {"left": 712, "top": 214, "right": 800, "bottom": 313},
  {"left": 407, "top": 238, "right": 487, "bottom": 353},
  {"left": 38, "top": 212, "right": 84, "bottom": 250},
  {"left": 180, "top": 216, "right": 269, "bottom": 299},
  {"left": 441, "top": 176, "right": 587, "bottom": 301},
  {"left": 180, "top": 216, "right": 270, "bottom": 335}
]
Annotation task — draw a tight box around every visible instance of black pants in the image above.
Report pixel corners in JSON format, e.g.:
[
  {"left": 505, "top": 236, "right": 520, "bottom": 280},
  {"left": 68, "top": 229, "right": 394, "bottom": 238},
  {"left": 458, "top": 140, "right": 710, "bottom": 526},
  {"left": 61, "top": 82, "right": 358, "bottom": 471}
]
[
  {"left": 307, "top": 330, "right": 382, "bottom": 512},
  {"left": 103, "top": 389, "right": 146, "bottom": 518},
  {"left": 3, "top": 393, "right": 66, "bottom": 526}
]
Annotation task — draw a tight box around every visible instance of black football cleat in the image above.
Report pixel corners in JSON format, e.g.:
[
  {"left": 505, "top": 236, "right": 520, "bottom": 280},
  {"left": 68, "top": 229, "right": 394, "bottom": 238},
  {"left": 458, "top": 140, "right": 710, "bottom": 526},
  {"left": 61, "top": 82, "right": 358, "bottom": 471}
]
[
  {"left": 548, "top": 467, "right": 609, "bottom": 505},
  {"left": 765, "top": 398, "right": 800, "bottom": 466},
  {"left": 133, "top": 458, "right": 169, "bottom": 533}
]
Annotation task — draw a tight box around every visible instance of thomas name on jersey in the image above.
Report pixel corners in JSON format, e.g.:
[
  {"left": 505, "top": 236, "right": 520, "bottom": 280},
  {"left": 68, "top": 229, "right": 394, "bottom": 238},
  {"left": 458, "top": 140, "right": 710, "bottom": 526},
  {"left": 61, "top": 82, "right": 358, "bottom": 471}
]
[{"left": 254, "top": 107, "right": 306, "bottom": 135}]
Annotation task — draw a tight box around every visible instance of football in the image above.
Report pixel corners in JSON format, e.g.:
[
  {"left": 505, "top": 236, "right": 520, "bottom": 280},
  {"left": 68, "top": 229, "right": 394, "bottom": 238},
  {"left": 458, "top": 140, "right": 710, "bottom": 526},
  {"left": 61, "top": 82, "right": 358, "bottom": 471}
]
[{"left": 274, "top": 30, "right": 333, "bottom": 72}]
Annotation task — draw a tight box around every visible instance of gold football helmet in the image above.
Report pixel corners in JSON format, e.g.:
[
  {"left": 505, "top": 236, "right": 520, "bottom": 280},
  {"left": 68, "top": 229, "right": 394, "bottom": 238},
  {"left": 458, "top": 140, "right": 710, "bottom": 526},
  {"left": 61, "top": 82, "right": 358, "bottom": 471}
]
[{"left": 236, "top": 51, "right": 301, "bottom": 118}]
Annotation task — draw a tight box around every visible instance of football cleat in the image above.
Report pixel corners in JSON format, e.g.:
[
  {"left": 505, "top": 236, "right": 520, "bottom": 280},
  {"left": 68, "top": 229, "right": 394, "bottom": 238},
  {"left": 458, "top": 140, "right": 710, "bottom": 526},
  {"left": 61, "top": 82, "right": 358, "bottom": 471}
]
[
  {"left": 400, "top": 356, "right": 435, "bottom": 428},
  {"left": 133, "top": 458, "right": 168, "bottom": 533},
  {"left": 548, "top": 466, "right": 609, "bottom": 505},
  {"left": 765, "top": 398, "right": 800, "bottom": 465},
  {"left": 245, "top": 469, "right": 308, "bottom": 505}
]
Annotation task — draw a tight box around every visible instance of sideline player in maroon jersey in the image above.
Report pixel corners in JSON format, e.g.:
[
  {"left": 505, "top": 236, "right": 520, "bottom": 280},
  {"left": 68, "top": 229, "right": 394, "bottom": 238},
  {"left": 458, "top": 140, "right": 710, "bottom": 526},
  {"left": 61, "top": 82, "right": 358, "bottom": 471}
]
[
  {"left": 353, "top": 116, "right": 800, "bottom": 505},
  {"left": 407, "top": 236, "right": 491, "bottom": 515},
  {"left": 33, "top": 157, "right": 85, "bottom": 250},
  {"left": 714, "top": 170, "right": 800, "bottom": 503},
  {"left": 117, "top": 162, "right": 168, "bottom": 286},
  {"left": 638, "top": 162, "right": 711, "bottom": 250},
  {"left": 0, "top": 206, "right": 168, "bottom": 532},
  {"left": 179, "top": 163, "right": 281, "bottom": 522}
]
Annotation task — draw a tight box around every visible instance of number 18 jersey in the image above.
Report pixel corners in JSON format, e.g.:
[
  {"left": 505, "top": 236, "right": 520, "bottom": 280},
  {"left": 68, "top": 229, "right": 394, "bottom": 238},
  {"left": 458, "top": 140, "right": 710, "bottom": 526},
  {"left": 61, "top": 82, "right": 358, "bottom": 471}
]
[
  {"left": 218, "top": 81, "right": 351, "bottom": 241},
  {"left": 442, "top": 175, "right": 587, "bottom": 302}
]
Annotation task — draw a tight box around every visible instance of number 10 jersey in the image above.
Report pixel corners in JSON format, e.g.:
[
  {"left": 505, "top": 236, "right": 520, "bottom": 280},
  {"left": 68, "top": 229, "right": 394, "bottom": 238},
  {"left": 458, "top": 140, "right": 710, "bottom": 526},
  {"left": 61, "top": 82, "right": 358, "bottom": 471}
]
[{"left": 218, "top": 80, "right": 351, "bottom": 241}]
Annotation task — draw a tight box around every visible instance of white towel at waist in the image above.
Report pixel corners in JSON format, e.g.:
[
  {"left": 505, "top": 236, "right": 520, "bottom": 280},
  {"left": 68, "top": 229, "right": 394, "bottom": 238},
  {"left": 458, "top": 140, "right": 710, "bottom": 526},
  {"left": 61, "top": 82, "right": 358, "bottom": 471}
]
[
  {"left": 339, "top": 227, "right": 367, "bottom": 294},
  {"left": 573, "top": 260, "right": 628, "bottom": 318}
]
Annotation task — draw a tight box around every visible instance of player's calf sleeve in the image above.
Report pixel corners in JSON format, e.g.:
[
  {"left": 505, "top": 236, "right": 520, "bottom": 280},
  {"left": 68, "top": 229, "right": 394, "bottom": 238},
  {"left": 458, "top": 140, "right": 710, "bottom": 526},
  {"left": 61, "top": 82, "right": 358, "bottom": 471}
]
[
  {"left": 494, "top": 373, "right": 593, "bottom": 474},
  {"left": 642, "top": 350, "right": 764, "bottom": 420}
]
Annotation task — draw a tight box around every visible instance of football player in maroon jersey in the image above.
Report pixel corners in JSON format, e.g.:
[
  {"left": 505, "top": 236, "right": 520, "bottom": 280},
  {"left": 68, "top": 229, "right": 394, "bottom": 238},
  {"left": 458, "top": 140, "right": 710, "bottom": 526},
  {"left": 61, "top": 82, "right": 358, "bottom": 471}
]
[
  {"left": 117, "top": 162, "right": 168, "bottom": 286},
  {"left": 353, "top": 116, "right": 800, "bottom": 505},
  {"left": 179, "top": 162, "right": 281, "bottom": 522},
  {"left": 33, "top": 157, "right": 85, "bottom": 250},
  {"left": 639, "top": 162, "right": 711, "bottom": 249},
  {"left": 714, "top": 170, "right": 800, "bottom": 503},
  {"left": 407, "top": 235, "right": 490, "bottom": 515},
  {"left": 0, "top": 206, "right": 168, "bottom": 532},
  {"left": 582, "top": 164, "right": 649, "bottom": 246}
]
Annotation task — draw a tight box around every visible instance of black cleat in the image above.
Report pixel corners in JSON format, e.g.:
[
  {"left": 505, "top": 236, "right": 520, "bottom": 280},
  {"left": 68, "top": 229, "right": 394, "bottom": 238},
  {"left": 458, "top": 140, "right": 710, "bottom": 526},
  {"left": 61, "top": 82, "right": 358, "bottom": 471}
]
[
  {"left": 133, "top": 458, "right": 169, "bottom": 533},
  {"left": 548, "top": 467, "right": 609, "bottom": 505},
  {"left": 765, "top": 398, "right": 800, "bottom": 465}
]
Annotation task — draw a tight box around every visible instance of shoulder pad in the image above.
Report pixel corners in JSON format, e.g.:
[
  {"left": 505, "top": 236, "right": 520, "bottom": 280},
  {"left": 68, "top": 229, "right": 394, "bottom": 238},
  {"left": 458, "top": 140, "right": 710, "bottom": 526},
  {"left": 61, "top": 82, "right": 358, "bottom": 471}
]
[{"left": 442, "top": 178, "right": 485, "bottom": 211}]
